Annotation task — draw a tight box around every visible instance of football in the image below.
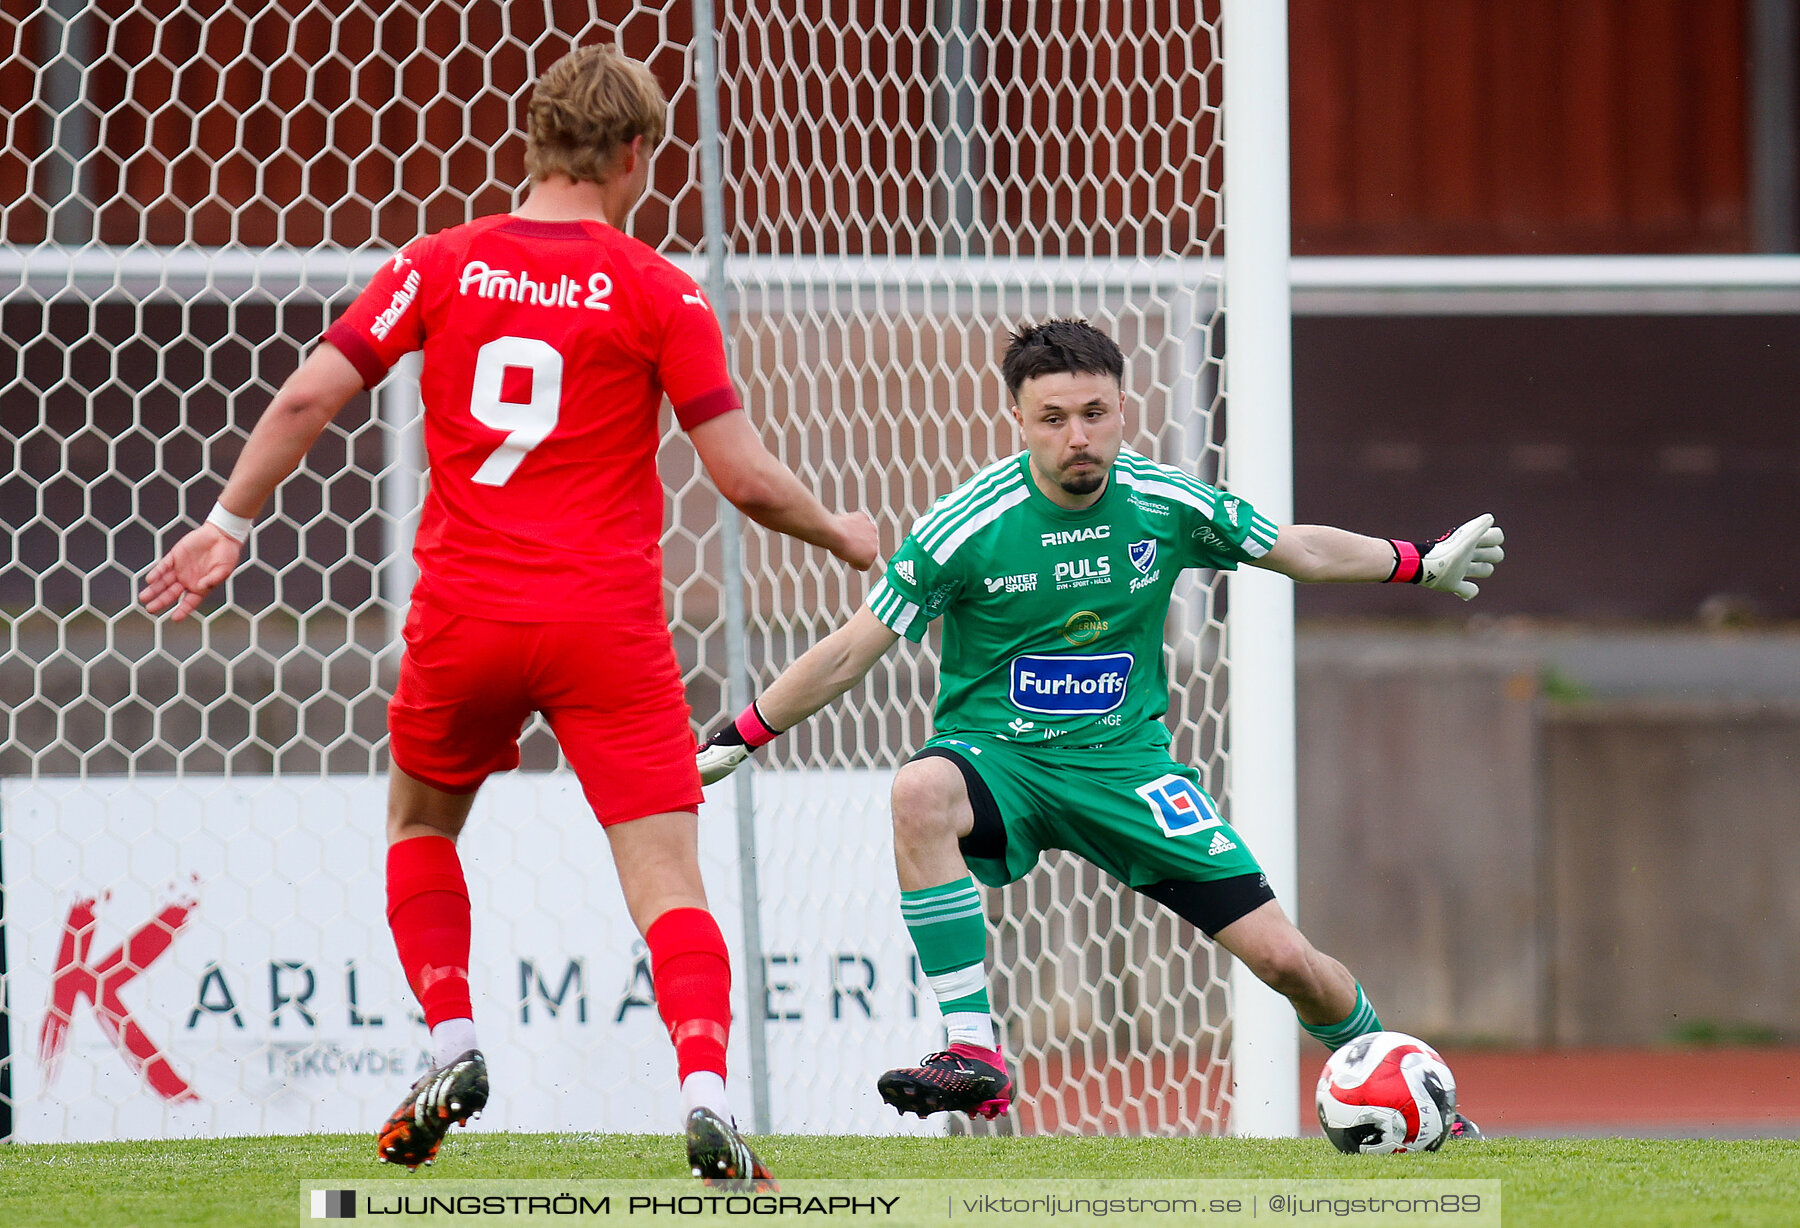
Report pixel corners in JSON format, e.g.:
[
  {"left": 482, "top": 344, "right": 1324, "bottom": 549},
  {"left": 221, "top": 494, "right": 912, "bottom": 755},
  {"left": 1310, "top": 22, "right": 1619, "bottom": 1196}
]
[{"left": 1315, "top": 1031, "right": 1457, "bottom": 1154}]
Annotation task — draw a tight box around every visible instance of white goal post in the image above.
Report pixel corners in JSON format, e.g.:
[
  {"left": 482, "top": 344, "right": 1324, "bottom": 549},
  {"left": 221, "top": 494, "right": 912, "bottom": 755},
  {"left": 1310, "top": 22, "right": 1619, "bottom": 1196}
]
[{"left": 2, "top": 0, "right": 1300, "bottom": 1142}]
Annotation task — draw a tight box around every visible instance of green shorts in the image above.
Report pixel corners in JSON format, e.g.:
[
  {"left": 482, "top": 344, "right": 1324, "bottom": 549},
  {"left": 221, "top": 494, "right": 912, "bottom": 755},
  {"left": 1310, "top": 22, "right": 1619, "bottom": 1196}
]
[{"left": 914, "top": 731, "right": 1267, "bottom": 895}]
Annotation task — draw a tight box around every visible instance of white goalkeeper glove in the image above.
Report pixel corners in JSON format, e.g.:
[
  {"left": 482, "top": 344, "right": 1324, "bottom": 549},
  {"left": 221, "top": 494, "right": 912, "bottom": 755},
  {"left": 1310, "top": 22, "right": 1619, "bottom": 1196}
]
[
  {"left": 1386, "top": 514, "right": 1506, "bottom": 602},
  {"left": 696, "top": 701, "right": 784, "bottom": 785}
]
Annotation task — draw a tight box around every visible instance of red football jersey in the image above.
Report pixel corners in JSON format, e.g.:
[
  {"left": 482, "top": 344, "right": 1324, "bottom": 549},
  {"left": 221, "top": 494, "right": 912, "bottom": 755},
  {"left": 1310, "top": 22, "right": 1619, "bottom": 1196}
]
[{"left": 325, "top": 215, "right": 739, "bottom": 622}]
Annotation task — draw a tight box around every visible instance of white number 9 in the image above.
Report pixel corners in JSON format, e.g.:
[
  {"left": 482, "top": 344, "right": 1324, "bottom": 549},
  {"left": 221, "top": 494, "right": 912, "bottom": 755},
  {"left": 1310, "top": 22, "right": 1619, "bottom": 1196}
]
[{"left": 468, "top": 335, "right": 563, "bottom": 486}]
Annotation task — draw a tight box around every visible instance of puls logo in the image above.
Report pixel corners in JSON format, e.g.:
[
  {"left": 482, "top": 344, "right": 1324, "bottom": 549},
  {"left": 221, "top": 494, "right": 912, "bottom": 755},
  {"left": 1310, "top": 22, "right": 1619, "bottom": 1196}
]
[
  {"left": 459, "top": 261, "right": 613, "bottom": 310},
  {"left": 1054, "top": 556, "right": 1110, "bottom": 589},
  {"left": 1041, "top": 526, "right": 1111, "bottom": 548},
  {"left": 1191, "top": 524, "right": 1228, "bottom": 550}
]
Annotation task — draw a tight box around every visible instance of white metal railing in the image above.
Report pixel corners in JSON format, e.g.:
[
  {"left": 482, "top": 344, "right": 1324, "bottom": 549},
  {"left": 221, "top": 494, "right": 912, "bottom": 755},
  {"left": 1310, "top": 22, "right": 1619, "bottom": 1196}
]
[
  {"left": 1293, "top": 254, "right": 1800, "bottom": 313},
  {"left": 9, "top": 248, "right": 1800, "bottom": 313}
]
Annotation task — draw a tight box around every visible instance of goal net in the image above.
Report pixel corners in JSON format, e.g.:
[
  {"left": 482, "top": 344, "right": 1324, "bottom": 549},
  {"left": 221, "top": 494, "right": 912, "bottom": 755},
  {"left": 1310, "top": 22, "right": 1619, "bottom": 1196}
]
[{"left": 1, "top": 0, "right": 1277, "bottom": 1142}]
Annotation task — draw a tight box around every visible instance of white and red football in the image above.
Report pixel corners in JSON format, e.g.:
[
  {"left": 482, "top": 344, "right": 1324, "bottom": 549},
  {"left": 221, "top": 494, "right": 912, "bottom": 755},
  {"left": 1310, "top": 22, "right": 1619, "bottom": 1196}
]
[{"left": 1315, "top": 1031, "right": 1457, "bottom": 1154}]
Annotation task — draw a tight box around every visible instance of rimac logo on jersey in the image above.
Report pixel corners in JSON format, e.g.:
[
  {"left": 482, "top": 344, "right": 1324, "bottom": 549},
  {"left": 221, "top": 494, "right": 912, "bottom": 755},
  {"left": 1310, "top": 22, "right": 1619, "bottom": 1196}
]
[
  {"left": 1041, "top": 526, "right": 1110, "bottom": 548},
  {"left": 459, "top": 261, "right": 614, "bottom": 311},
  {"left": 1009, "top": 652, "right": 1133, "bottom": 715}
]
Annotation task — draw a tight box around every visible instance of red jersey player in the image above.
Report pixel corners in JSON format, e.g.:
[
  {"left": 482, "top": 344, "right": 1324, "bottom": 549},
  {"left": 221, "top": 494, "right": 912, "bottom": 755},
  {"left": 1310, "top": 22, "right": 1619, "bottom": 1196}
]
[{"left": 141, "top": 45, "right": 878, "bottom": 1185}]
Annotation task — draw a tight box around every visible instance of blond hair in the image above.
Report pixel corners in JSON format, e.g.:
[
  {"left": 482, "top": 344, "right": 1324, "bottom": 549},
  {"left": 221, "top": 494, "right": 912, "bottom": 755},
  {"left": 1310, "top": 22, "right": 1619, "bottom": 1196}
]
[{"left": 524, "top": 45, "right": 667, "bottom": 185}]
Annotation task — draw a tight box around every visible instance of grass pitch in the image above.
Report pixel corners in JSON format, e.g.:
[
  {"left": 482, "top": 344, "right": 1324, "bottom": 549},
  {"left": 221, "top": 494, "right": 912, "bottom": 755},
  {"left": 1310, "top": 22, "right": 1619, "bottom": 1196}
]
[{"left": 2, "top": 1132, "right": 1796, "bottom": 1227}]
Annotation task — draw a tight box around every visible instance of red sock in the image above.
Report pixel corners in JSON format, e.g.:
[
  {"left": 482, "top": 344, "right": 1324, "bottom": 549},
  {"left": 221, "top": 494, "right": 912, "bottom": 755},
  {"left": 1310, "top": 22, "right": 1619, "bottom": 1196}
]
[
  {"left": 386, "top": 835, "right": 473, "bottom": 1028},
  {"left": 645, "top": 907, "right": 731, "bottom": 1081}
]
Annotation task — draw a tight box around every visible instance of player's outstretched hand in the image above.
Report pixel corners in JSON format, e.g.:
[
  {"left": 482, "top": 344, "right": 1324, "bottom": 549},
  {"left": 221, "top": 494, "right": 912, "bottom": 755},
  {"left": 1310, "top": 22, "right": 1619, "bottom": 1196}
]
[
  {"left": 1419, "top": 513, "right": 1505, "bottom": 601},
  {"left": 696, "top": 724, "right": 752, "bottom": 785},
  {"left": 833, "top": 511, "right": 880, "bottom": 571},
  {"left": 140, "top": 525, "right": 243, "bottom": 620}
]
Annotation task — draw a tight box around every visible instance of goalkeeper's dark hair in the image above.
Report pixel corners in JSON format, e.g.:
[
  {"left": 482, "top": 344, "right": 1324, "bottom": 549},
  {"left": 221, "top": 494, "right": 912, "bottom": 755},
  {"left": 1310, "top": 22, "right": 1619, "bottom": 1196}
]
[{"left": 1000, "top": 318, "right": 1125, "bottom": 400}]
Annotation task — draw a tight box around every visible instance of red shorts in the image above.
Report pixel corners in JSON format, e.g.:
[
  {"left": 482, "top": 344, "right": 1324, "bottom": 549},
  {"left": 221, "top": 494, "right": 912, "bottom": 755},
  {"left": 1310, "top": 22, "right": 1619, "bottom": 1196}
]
[{"left": 387, "top": 601, "right": 703, "bottom": 825}]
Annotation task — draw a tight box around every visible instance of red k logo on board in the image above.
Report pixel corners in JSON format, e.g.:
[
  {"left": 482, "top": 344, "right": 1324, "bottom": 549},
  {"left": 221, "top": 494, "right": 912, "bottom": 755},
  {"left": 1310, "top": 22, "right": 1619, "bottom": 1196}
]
[{"left": 37, "top": 881, "right": 202, "bottom": 1102}]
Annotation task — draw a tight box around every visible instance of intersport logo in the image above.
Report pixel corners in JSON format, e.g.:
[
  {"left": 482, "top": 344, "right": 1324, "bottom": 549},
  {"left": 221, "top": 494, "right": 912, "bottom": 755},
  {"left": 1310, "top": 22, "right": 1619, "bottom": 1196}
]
[{"left": 983, "top": 572, "right": 1037, "bottom": 594}]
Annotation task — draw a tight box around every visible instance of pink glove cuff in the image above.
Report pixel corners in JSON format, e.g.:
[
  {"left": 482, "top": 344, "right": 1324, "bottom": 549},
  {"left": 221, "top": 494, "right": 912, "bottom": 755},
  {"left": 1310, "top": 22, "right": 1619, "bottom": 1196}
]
[
  {"left": 733, "top": 702, "right": 782, "bottom": 749},
  {"left": 1386, "top": 539, "right": 1424, "bottom": 584}
]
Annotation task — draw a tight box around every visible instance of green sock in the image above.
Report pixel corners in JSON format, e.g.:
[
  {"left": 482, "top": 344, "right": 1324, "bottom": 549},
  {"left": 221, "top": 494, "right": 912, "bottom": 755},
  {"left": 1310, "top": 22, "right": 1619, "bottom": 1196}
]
[
  {"left": 901, "top": 877, "right": 990, "bottom": 1016},
  {"left": 1300, "top": 983, "right": 1383, "bottom": 1051}
]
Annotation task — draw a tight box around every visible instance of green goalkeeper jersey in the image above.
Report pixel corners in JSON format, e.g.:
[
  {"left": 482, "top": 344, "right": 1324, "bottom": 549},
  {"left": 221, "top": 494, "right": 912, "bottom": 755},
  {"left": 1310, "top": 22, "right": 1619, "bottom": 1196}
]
[{"left": 867, "top": 447, "right": 1280, "bottom": 752}]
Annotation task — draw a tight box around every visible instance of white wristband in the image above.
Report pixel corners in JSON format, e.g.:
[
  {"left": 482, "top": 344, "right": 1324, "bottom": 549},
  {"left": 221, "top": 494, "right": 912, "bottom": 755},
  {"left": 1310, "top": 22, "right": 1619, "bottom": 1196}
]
[{"left": 205, "top": 502, "right": 253, "bottom": 543}]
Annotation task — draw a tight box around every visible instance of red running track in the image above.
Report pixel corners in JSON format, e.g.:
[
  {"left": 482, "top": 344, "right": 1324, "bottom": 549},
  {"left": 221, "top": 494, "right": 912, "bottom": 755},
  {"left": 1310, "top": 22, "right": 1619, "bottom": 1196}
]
[
  {"left": 1007, "top": 1048, "right": 1800, "bottom": 1136},
  {"left": 1399, "top": 1047, "right": 1800, "bottom": 1136}
]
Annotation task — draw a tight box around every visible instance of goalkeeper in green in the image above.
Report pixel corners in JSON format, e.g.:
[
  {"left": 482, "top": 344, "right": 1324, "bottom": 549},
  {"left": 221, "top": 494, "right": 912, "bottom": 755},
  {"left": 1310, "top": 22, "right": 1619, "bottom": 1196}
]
[{"left": 700, "top": 318, "right": 1502, "bottom": 1134}]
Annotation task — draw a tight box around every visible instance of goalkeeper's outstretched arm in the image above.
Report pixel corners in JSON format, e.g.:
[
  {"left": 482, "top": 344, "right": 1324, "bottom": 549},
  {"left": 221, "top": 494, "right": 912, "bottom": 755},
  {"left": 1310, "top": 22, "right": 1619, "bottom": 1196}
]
[
  {"left": 1254, "top": 513, "right": 1505, "bottom": 602},
  {"left": 698, "top": 606, "right": 901, "bottom": 784}
]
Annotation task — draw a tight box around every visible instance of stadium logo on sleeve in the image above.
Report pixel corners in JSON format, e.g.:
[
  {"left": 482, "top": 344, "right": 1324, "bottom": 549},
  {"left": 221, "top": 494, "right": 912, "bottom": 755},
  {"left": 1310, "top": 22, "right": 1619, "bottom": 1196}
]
[
  {"left": 369, "top": 268, "right": 421, "bottom": 341},
  {"left": 1009, "top": 652, "right": 1133, "bottom": 715}
]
